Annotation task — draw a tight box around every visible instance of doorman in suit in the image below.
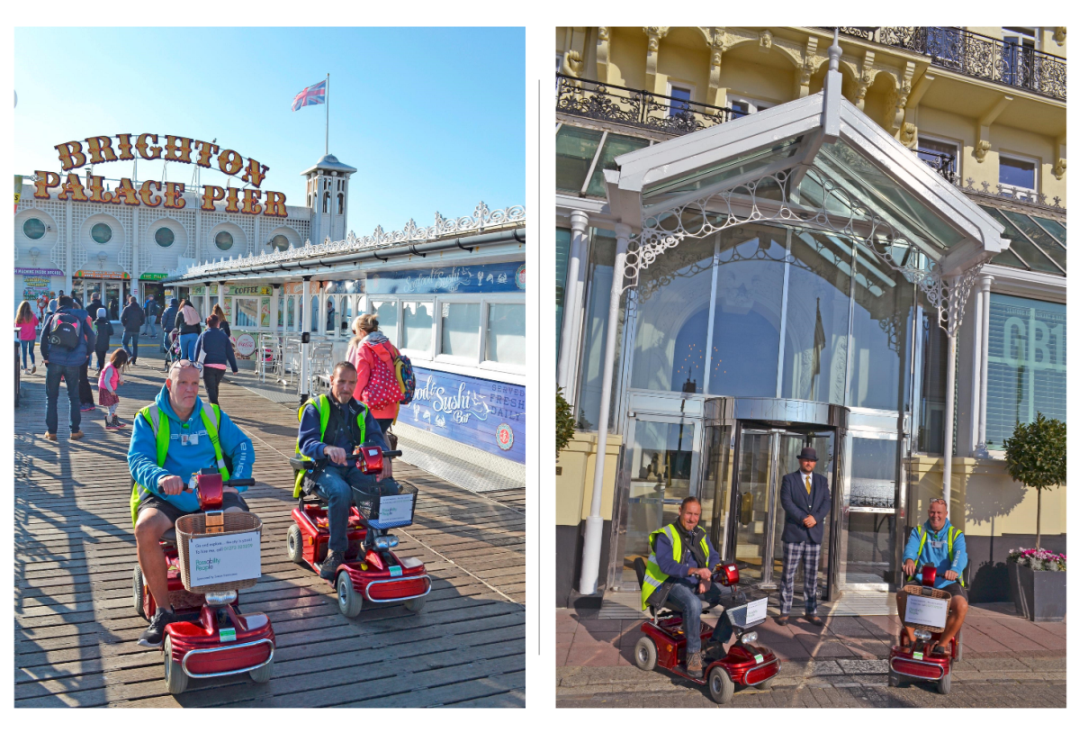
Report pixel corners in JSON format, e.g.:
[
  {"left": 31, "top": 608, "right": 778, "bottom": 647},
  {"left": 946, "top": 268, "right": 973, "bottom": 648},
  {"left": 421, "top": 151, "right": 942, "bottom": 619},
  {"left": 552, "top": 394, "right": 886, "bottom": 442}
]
[{"left": 776, "top": 446, "right": 831, "bottom": 626}]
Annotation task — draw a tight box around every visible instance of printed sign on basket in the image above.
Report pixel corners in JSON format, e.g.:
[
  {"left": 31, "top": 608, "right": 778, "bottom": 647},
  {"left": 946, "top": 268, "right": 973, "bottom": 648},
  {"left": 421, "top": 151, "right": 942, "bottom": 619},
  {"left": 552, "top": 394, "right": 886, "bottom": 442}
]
[
  {"left": 188, "top": 530, "right": 262, "bottom": 587},
  {"left": 904, "top": 594, "right": 949, "bottom": 628},
  {"left": 745, "top": 597, "right": 768, "bottom": 625},
  {"left": 377, "top": 493, "right": 414, "bottom": 525}
]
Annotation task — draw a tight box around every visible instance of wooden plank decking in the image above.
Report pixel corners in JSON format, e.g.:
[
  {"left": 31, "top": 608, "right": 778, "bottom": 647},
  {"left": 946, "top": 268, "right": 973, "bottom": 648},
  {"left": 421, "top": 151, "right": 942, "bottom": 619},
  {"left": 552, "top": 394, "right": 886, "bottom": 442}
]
[{"left": 14, "top": 357, "right": 525, "bottom": 707}]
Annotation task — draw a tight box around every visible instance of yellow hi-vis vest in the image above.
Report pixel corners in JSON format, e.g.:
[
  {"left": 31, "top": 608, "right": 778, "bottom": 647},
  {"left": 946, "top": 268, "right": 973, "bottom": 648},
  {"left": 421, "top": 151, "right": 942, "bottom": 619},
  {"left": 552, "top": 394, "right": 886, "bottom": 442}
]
[
  {"left": 129, "top": 403, "right": 228, "bottom": 526},
  {"left": 293, "top": 394, "right": 368, "bottom": 498},
  {"left": 640, "top": 523, "right": 711, "bottom": 611},
  {"left": 908, "top": 524, "right": 965, "bottom": 587}
]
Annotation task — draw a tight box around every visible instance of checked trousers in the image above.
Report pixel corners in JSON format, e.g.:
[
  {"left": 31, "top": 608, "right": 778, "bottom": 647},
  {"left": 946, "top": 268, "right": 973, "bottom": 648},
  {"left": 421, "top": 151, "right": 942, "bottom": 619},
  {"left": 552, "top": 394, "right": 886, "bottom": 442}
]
[{"left": 779, "top": 541, "right": 821, "bottom": 615}]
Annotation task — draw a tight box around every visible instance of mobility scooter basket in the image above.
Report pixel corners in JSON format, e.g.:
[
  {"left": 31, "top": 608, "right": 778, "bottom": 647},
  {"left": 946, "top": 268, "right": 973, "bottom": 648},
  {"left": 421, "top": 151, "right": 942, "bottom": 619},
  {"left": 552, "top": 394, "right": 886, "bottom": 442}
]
[
  {"left": 175, "top": 512, "right": 263, "bottom": 594},
  {"left": 896, "top": 583, "right": 951, "bottom": 634},
  {"left": 724, "top": 599, "right": 769, "bottom": 630},
  {"left": 351, "top": 479, "right": 418, "bottom": 530}
]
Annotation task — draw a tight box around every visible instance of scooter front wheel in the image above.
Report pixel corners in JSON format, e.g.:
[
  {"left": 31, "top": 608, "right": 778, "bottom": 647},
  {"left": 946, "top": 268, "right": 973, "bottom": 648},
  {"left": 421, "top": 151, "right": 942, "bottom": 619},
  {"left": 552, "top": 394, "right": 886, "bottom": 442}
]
[
  {"left": 337, "top": 571, "right": 364, "bottom": 618},
  {"left": 634, "top": 636, "right": 657, "bottom": 671},
  {"left": 404, "top": 596, "right": 426, "bottom": 613},
  {"left": 249, "top": 659, "right": 274, "bottom": 683},
  {"left": 937, "top": 671, "right": 951, "bottom": 694},
  {"left": 132, "top": 566, "right": 146, "bottom": 619},
  {"left": 756, "top": 675, "right": 775, "bottom": 691},
  {"left": 708, "top": 666, "right": 734, "bottom": 705},
  {"left": 163, "top": 636, "right": 189, "bottom": 695}
]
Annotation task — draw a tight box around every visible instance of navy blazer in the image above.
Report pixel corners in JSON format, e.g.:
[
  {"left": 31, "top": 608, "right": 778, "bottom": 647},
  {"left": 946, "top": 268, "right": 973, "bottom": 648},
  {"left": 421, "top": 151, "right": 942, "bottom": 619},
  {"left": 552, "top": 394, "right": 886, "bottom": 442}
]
[{"left": 779, "top": 470, "right": 831, "bottom": 545}]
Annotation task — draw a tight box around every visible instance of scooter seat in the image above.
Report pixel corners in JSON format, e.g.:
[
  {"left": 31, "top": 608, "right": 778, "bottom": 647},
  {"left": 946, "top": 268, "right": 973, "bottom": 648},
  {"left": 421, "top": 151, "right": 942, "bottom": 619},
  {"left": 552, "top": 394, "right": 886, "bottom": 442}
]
[{"left": 161, "top": 528, "right": 177, "bottom": 544}]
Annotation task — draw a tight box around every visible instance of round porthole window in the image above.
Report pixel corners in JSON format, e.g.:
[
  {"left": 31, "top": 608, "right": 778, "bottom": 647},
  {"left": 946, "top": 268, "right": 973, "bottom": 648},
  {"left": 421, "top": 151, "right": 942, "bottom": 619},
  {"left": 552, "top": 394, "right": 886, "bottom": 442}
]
[
  {"left": 91, "top": 223, "right": 112, "bottom": 244},
  {"left": 271, "top": 234, "right": 290, "bottom": 251},
  {"left": 215, "top": 231, "right": 234, "bottom": 251},
  {"left": 155, "top": 227, "right": 175, "bottom": 247},
  {"left": 23, "top": 218, "right": 46, "bottom": 240}
]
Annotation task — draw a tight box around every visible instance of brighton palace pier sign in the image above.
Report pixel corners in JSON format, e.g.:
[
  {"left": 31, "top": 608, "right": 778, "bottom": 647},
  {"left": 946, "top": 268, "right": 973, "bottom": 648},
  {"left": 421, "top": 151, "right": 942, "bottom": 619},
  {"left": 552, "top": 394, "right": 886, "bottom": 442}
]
[{"left": 33, "top": 134, "right": 288, "bottom": 217}]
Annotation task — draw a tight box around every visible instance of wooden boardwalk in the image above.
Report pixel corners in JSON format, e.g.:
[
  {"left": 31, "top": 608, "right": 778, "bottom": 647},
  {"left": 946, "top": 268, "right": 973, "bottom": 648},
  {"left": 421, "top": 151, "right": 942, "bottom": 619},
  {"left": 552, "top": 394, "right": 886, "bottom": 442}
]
[{"left": 14, "top": 357, "right": 525, "bottom": 707}]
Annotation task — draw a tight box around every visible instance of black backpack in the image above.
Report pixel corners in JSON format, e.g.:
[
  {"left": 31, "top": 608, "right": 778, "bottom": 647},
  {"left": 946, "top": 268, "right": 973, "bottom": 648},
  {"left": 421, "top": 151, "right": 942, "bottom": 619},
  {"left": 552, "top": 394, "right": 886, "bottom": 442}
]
[{"left": 49, "top": 311, "right": 83, "bottom": 350}]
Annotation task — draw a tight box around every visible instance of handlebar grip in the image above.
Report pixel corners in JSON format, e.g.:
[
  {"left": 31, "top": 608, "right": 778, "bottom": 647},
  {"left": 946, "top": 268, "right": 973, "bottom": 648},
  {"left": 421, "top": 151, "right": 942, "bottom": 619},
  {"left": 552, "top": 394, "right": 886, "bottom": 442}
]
[
  {"left": 225, "top": 478, "right": 256, "bottom": 487},
  {"left": 383, "top": 450, "right": 402, "bottom": 458}
]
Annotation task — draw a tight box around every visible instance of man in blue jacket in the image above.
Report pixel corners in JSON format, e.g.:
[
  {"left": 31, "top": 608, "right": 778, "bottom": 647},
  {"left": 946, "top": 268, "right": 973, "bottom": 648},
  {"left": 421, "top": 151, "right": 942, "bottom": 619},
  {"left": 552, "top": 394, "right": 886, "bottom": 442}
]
[
  {"left": 297, "top": 361, "right": 393, "bottom": 580},
  {"left": 160, "top": 297, "right": 180, "bottom": 365},
  {"left": 899, "top": 498, "right": 969, "bottom": 654},
  {"left": 128, "top": 360, "right": 255, "bottom": 648},
  {"left": 776, "top": 446, "right": 831, "bottom": 626},
  {"left": 39, "top": 295, "right": 96, "bottom": 441}
]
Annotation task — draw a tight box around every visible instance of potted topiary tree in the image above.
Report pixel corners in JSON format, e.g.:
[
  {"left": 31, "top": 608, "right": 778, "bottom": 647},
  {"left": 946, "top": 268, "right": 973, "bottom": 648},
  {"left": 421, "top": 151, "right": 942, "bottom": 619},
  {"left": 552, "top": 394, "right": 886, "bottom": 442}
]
[{"left": 1003, "top": 413, "right": 1066, "bottom": 622}]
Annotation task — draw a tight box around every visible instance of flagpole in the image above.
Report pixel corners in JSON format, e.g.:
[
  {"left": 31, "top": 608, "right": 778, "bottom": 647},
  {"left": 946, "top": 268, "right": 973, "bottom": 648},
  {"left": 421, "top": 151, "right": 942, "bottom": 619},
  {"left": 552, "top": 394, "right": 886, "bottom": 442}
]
[{"left": 325, "top": 73, "right": 330, "bottom": 156}]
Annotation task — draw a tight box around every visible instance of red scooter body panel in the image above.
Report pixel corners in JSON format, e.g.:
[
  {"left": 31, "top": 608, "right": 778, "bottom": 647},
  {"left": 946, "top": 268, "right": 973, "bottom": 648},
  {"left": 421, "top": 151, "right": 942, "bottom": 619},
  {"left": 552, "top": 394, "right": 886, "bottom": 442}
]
[
  {"left": 292, "top": 504, "right": 367, "bottom": 565},
  {"left": 166, "top": 604, "right": 275, "bottom": 676},
  {"left": 639, "top": 615, "right": 780, "bottom": 688},
  {"left": 341, "top": 551, "right": 430, "bottom": 602}
]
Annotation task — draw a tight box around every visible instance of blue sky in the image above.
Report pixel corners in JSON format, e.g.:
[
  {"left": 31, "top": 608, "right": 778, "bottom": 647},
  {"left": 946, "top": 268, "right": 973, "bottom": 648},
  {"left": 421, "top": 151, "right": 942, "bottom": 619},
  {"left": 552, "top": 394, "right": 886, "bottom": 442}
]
[{"left": 14, "top": 27, "right": 524, "bottom": 236}]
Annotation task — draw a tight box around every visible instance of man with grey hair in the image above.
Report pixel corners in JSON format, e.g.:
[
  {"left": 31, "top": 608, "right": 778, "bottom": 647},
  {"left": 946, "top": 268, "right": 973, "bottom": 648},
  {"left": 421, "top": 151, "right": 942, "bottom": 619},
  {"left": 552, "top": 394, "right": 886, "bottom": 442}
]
[{"left": 899, "top": 498, "right": 969, "bottom": 654}]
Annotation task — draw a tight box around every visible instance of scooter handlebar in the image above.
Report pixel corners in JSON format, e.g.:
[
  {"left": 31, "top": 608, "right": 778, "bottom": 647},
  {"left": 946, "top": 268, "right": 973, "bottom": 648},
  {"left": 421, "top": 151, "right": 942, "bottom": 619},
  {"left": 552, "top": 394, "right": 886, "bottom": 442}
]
[
  {"left": 382, "top": 450, "right": 402, "bottom": 459},
  {"left": 225, "top": 478, "right": 256, "bottom": 487}
]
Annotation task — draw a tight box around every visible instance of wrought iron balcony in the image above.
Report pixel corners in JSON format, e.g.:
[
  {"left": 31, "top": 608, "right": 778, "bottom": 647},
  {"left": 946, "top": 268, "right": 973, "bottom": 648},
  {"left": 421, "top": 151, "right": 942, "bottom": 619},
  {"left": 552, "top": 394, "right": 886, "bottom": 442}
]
[
  {"left": 557, "top": 74, "right": 734, "bottom": 135},
  {"left": 830, "top": 27, "right": 1066, "bottom": 101},
  {"left": 915, "top": 149, "right": 958, "bottom": 184}
]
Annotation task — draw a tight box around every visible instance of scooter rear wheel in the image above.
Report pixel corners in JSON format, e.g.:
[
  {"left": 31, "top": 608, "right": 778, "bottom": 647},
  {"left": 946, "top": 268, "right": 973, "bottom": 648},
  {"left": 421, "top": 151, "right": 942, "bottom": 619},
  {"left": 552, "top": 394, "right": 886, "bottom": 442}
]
[
  {"left": 286, "top": 524, "right": 304, "bottom": 564},
  {"left": 132, "top": 566, "right": 146, "bottom": 619},
  {"left": 163, "top": 636, "right": 189, "bottom": 695},
  {"left": 337, "top": 571, "right": 364, "bottom": 618},
  {"left": 937, "top": 671, "right": 951, "bottom": 694},
  {"left": 634, "top": 636, "right": 657, "bottom": 672},
  {"left": 708, "top": 665, "right": 735, "bottom": 705}
]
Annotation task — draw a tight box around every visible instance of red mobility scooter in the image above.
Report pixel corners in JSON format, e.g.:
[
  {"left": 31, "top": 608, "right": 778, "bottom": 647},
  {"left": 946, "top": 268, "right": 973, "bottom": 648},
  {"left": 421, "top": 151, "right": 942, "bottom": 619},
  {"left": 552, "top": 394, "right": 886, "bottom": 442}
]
[
  {"left": 132, "top": 472, "right": 275, "bottom": 695},
  {"left": 632, "top": 558, "right": 781, "bottom": 704},
  {"left": 888, "top": 562, "right": 962, "bottom": 694},
  {"left": 286, "top": 443, "right": 431, "bottom": 618}
]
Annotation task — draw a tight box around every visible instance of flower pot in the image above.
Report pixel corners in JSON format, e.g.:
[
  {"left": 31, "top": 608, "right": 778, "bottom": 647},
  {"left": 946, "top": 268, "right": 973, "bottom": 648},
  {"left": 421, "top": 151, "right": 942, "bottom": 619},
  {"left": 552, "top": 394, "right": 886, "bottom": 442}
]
[{"left": 1015, "top": 564, "right": 1066, "bottom": 622}]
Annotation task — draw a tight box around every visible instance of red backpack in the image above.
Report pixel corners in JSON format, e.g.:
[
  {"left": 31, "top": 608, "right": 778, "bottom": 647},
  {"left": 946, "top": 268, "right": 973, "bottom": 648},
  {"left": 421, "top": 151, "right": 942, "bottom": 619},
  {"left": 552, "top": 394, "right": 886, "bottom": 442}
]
[{"left": 359, "top": 343, "right": 404, "bottom": 409}]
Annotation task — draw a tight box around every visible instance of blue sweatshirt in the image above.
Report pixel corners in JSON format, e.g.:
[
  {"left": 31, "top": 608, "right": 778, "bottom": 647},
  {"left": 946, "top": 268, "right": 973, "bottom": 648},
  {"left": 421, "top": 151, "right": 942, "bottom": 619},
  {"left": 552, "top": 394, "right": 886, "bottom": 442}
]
[
  {"left": 194, "top": 327, "right": 238, "bottom": 371},
  {"left": 655, "top": 525, "right": 720, "bottom": 590},
  {"left": 128, "top": 387, "right": 254, "bottom": 513},
  {"left": 297, "top": 395, "right": 389, "bottom": 461},
  {"left": 902, "top": 519, "right": 967, "bottom": 588}
]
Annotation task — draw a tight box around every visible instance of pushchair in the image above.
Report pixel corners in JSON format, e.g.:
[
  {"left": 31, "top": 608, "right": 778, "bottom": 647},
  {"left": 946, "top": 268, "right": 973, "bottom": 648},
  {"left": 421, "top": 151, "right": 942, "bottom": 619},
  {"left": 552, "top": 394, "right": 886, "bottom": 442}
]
[{"left": 163, "top": 329, "right": 182, "bottom": 371}]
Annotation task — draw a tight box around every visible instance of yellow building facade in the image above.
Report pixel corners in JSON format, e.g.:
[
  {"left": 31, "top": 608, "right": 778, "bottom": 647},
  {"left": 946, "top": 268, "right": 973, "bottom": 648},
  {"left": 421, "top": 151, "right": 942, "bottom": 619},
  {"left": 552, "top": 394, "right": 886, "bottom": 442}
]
[{"left": 554, "top": 27, "right": 1066, "bottom": 607}]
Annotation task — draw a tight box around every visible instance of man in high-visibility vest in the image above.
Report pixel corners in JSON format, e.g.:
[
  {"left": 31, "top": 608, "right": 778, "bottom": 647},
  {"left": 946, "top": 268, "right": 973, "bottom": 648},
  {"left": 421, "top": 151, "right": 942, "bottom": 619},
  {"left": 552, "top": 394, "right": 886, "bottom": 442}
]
[
  {"left": 640, "top": 496, "right": 735, "bottom": 676},
  {"left": 128, "top": 360, "right": 255, "bottom": 648},
  {"left": 899, "top": 498, "right": 969, "bottom": 654},
  {"left": 297, "top": 361, "right": 394, "bottom": 581}
]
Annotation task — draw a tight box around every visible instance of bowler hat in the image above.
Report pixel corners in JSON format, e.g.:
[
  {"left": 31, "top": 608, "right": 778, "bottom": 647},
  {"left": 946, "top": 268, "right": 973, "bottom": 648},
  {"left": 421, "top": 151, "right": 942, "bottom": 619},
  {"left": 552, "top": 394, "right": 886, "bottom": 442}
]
[{"left": 797, "top": 446, "right": 818, "bottom": 462}]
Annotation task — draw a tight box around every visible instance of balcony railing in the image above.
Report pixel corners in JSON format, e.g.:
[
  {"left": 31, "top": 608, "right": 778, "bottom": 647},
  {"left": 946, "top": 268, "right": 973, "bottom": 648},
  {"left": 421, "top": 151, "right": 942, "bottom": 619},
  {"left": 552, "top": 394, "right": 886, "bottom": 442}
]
[
  {"left": 915, "top": 149, "right": 958, "bottom": 184},
  {"left": 830, "top": 27, "right": 1066, "bottom": 101},
  {"left": 556, "top": 74, "right": 734, "bottom": 135}
]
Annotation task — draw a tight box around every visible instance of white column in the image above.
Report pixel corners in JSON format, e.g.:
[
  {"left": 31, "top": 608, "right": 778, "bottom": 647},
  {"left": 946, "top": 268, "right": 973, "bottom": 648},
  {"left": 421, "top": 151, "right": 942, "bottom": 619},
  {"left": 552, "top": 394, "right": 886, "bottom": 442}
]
[
  {"left": 131, "top": 207, "right": 140, "bottom": 295},
  {"left": 578, "top": 223, "right": 630, "bottom": 596},
  {"left": 65, "top": 199, "right": 74, "bottom": 293},
  {"left": 270, "top": 285, "right": 280, "bottom": 337},
  {"left": 942, "top": 318, "right": 957, "bottom": 514},
  {"left": 976, "top": 275, "right": 995, "bottom": 454},
  {"left": 557, "top": 210, "right": 589, "bottom": 403},
  {"left": 966, "top": 282, "right": 984, "bottom": 455},
  {"left": 300, "top": 277, "right": 311, "bottom": 401}
]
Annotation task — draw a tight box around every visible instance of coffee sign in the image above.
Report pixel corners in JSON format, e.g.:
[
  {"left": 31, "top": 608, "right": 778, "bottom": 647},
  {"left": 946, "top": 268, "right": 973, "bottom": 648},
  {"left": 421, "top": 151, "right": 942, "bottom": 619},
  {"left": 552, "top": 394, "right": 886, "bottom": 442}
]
[{"left": 34, "top": 133, "right": 288, "bottom": 217}]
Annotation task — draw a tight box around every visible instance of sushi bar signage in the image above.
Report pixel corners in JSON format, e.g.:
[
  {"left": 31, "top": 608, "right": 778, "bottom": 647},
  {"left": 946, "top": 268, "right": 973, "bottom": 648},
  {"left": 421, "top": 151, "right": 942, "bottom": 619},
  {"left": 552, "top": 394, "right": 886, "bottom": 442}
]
[{"left": 32, "top": 133, "right": 288, "bottom": 217}]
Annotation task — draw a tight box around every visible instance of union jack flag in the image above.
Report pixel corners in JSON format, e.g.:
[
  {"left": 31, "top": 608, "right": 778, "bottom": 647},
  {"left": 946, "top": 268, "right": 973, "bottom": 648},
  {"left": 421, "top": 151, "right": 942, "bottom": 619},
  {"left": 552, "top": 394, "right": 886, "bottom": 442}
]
[{"left": 292, "top": 80, "right": 326, "bottom": 111}]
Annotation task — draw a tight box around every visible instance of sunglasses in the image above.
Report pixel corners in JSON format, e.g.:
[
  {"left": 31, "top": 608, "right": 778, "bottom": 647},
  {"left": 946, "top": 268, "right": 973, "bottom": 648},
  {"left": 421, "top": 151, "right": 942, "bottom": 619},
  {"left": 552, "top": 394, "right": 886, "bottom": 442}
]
[{"left": 170, "top": 359, "right": 204, "bottom": 374}]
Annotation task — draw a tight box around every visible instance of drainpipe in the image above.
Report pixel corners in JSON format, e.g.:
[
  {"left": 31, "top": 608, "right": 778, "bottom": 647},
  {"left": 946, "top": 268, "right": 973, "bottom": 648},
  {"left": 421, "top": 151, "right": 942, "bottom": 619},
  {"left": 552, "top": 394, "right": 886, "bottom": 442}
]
[
  {"left": 300, "top": 276, "right": 311, "bottom": 404},
  {"left": 558, "top": 210, "right": 589, "bottom": 401},
  {"left": 942, "top": 325, "right": 956, "bottom": 515},
  {"left": 578, "top": 223, "right": 630, "bottom": 596}
]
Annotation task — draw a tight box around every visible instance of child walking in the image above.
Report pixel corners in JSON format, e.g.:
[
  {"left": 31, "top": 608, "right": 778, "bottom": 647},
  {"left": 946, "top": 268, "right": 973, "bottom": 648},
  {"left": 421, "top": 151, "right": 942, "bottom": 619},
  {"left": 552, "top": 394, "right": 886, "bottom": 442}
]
[{"left": 99, "top": 349, "right": 129, "bottom": 429}]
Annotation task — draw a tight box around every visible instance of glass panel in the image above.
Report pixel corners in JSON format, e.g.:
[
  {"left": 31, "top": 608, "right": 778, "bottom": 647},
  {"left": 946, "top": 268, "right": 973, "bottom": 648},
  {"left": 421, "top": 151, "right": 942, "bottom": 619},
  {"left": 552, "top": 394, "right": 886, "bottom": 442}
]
[
  {"left": 669, "top": 86, "right": 692, "bottom": 116},
  {"left": 774, "top": 433, "right": 833, "bottom": 596},
  {"left": 309, "top": 296, "right": 319, "bottom": 331},
  {"left": 324, "top": 297, "right": 337, "bottom": 333},
  {"left": 105, "top": 283, "right": 121, "bottom": 320},
  {"left": 1032, "top": 215, "right": 1066, "bottom": 243},
  {"left": 486, "top": 303, "right": 525, "bottom": 366},
  {"left": 555, "top": 125, "right": 603, "bottom": 193},
  {"left": 622, "top": 420, "right": 697, "bottom": 587},
  {"left": 710, "top": 225, "right": 786, "bottom": 397},
  {"left": 782, "top": 231, "right": 851, "bottom": 403},
  {"left": 990, "top": 247, "right": 1030, "bottom": 270},
  {"left": 916, "top": 138, "right": 959, "bottom": 178},
  {"left": 234, "top": 298, "right": 259, "bottom": 328},
  {"left": 402, "top": 301, "right": 434, "bottom": 353},
  {"left": 373, "top": 300, "right": 398, "bottom": 344},
  {"left": 999, "top": 156, "right": 1036, "bottom": 190},
  {"left": 23, "top": 218, "right": 45, "bottom": 239},
  {"left": 917, "top": 293, "right": 948, "bottom": 454},
  {"left": 703, "top": 425, "right": 734, "bottom": 556},
  {"left": 843, "top": 436, "right": 897, "bottom": 586},
  {"left": 982, "top": 207, "right": 1062, "bottom": 273},
  {"left": 586, "top": 133, "right": 651, "bottom": 197},
  {"left": 733, "top": 432, "right": 772, "bottom": 582},
  {"left": 629, "top": 236, "right": 714, "bottom": 393},
  {"left": 341, "top": 296, "right": 353, "bottom": 332},
  {"left": 985, "top": 294, "right": 1066, "bottom": 449},
  {"left": 848, "top": 244, "right": 915, "bottom": 410},
  {"left": 555, "top": 226, "right": 572, "bottom": 361},
  {"left": 816, "top": 139, "right": 966, "bottom": 250},
  {"left": 286, "top": 296, "right": 295, "bottom": 329},
  {"left": 440, "top": 302, "right": 480, "bottom": 358},
  {"left": 577, "top": 229, "right": 622, "bottom": 431},
  {"left": 642, "top": 135, "right": 803, "bottom": 212},
  {"left": 91, "top": 223, "right": 112, "bottom": 244},
  {"left": 1001, "top": 210, "right": 1066, "bottom": 271}
]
